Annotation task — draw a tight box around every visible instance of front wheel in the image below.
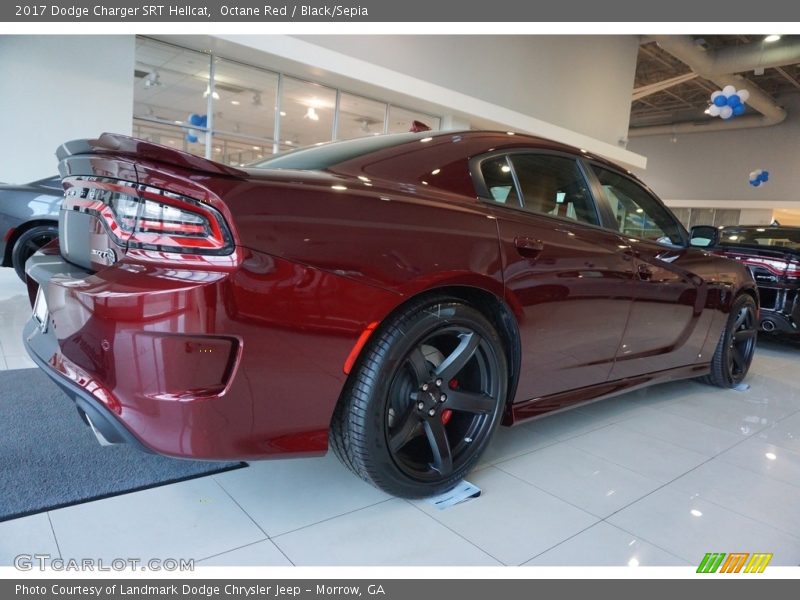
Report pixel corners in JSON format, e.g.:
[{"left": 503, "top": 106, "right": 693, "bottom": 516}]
[
  {"left": 330, "top": 298, "right": 508, "bottom": 498},
  {"left": 703, "top": 294, "right": 758, "bottom": 388}
]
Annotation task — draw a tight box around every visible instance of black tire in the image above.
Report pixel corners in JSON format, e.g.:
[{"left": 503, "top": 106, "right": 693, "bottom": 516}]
[
  {"left": 11, "top": 224, "right": 58, "bottom": 281},
  {"left": 330, "top": 297, "right": 508, "bottom": 498},
  {"left": 702, "top": 294, "right": 758, "bottom": 388}
]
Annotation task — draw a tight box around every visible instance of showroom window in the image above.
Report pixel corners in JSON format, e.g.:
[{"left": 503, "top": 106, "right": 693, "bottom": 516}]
[
  {"left": 671, "top": 207, "right": 742, "bottom": 229},
  {"left": 133, "top": 37, "right": 441, "bottom": 166}
]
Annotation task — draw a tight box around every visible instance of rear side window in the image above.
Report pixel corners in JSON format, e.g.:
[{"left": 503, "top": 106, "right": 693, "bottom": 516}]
[
  {"left": 510, "top": 154, "right": 599, "bottom": 226},
  {"left": 591, "top": 166, "right": 684, "bottom": 246},
  {"left": 480, "top": 156, "right": 520, "bottom": 206},
  {"left": 479, "top": 153, "right": 599, "bottom": 226}
]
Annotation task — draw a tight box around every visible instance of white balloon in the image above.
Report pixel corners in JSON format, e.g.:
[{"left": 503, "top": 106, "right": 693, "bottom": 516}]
[
  {"left": 710, "top": 91, "right": 722, "bottom": 101},
  {"left": 738, "top": 89, "right": 750, "bottom": 102},
  {"left": 749, "top": 170, "right": 759, "bottom": 180},
  {"left": 720, "top": 105, "right": 734, "bottom": 119},
  {"left": 722, "top": 85, "right": 736, "bottom": 97},
  {"left": 708, "top": 105, "right": 722, "bottom": 116}
]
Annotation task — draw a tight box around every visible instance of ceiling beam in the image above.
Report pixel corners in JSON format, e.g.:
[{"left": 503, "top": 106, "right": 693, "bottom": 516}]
[
  {"left": 632, "top": 72, "right": 698, "bottom": 101},
  {"left": 775, "top": 66, "right": 800, "bottom": 90}
]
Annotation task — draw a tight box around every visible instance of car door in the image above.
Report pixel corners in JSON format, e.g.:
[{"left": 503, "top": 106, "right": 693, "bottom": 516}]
[
  {"left": 475, "top": 152, "right": 636, "bottom": 404},
  {"left": 588, "top": 164, "right": 711, "bottom": 379}
]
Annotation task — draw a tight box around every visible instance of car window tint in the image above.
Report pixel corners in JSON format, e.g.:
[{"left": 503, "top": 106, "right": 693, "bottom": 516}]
[
  {"left": 509, "top": 155, "right": 599, "bottom": 226},
  {"left": 592, "top": 166, "right": 684, "bottom": 246},
  {"left": 480, "top": 156, "right": 521, "bottom": 207}
]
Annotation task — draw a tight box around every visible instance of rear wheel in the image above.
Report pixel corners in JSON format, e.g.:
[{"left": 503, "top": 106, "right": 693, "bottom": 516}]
[
  {"left": 330, "top": 298, "right": 507, "bottom": 498},
  {"left": 11, "top": 224, "right": 58, "bottom": 281},
  {"left": 703, "top": 294, "right": 758, "bottom": 388}
]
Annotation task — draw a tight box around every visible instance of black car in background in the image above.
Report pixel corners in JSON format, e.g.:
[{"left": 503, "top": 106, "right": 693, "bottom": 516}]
[
  {"left": 0, "top": 176, "right": 61, "bottom": 280},
  {"left": 692, "top": 224, "right": 800, "bottom": 335}
]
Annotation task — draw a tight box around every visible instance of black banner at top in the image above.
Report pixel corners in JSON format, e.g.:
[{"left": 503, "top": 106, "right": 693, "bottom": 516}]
[{"left": 1, "top": 0, "right": 799, "bottom": 22}]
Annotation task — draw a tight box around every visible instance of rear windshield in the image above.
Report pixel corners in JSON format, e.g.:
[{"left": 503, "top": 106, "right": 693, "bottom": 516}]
[
  {"left": 719, "top": 227, "right": 800, "bottom": 251},
  {"left": 248, "top": 131, "right": 438, "bottom": 171}
]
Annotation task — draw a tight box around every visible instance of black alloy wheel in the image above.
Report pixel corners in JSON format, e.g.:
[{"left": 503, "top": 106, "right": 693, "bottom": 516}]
[
  {"left": 330, "top": 298, "right": 508, "bottom": 498},
  {"left": 703, "top": 294, "right": 758, "bottom": 388}
]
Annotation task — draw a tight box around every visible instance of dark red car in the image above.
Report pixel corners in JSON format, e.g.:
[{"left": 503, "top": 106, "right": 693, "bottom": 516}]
[{"left": 24, "top": 131, "right": 758, "bottom": 498}]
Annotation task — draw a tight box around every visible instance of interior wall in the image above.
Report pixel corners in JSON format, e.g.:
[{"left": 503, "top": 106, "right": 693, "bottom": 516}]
[
  {"left": 0, "top": 36, "right": 135, "bottom": 183},
  {"left": 628, "top": 95, "right": 800, "bottom": 205},
  {"left": 294, "top": 35, "right": 640, "bottom": 147}
]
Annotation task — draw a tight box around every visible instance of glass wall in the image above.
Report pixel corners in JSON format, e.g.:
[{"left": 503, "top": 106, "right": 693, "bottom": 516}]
[
  {"left": 670, "top": 207, "right": 742, "bottom": 229},
  {"left": 133, "top": 37, "right": 442, "bottom": 166}
]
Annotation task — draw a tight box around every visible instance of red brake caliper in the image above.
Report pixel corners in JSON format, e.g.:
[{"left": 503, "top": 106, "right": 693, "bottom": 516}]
[{"left": 442, "top": 378, "right": 458, "bottom": 425}]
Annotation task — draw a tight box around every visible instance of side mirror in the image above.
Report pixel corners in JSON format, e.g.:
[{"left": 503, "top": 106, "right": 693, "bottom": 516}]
[{"left": 689, "top": 225, "right": 720, "bottom": 248}]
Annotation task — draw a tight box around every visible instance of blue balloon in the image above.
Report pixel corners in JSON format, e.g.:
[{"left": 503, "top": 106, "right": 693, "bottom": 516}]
[
  {"left": 186, "top": 133, "right": 198, "bottom": 143},
  {"left": 713, "top": 95, "right": 728, "bottom": 107},
  {"left": 188, "top": 113, "right": 206, "bottom": 127},
  {"left": 750, "top": 180, "right": 760, "bottom": 187},
  {"left": 760, "top": 171, "right": 769, "bottom": 181},
  {"left": 728, "top": 94, "right": 741, "bottom": 107},
  {"left": 733, "top": 104, "right": 746, "bottom": 116}
]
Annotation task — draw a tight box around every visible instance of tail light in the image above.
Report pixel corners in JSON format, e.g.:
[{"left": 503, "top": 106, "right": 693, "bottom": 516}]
[{"left": 63, "top": 178, "right": 233, "bottom": 254}]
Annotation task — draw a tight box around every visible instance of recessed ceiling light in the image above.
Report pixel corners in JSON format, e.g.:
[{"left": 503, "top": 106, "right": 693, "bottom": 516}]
[
  {"left": 690, "top": 509, "right": 703, "bottom": 517},
  {"left": 765, "top": 452, "right": 777, "bottom": 460},
  {"left": 230, "top": 100, "right": 240, "bottom": 105},
  {"left": 252, "top": 146, "right": 260, "bottom": 150},
  {"left": 280, "top": 111, "right": 286, "bottom": 116},
  {"left": 764, "top": 34, "right": 781, "bottom": 43}
]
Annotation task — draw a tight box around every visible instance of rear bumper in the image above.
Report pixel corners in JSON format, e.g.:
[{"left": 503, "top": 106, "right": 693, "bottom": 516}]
[
  {"left": 22, "top": 247, "right": 398, "bottom": 460},
  {"left": 757, "top": 285, "right": 800, "bottom": 334}
]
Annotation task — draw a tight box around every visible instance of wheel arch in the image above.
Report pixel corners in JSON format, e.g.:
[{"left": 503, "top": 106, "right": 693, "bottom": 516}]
[
  {"left": 3, "top": 219, "right": 58, "bottom": 267},
  {"left": 343, "top": 283, "right": 522, "bottom": 422}
]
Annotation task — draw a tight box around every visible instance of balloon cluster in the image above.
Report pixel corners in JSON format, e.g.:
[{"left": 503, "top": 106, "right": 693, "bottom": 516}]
[
  {"left": 749, "top": 169, "right": 770, "bottom": 187},
  {"left": 186, "top": 113, "right": 208, "bottom": 143},
  {"left": 708, "top": 86, "right": 750, "bottom": 120}
]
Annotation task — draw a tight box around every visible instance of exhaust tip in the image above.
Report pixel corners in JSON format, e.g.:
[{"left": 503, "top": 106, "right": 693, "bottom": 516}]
[
  {"left": 85, "top": 414, "right": 119, "bottom": 446},
  {"left": 761, "top": 319, "right": 776, "bottom": 332}
]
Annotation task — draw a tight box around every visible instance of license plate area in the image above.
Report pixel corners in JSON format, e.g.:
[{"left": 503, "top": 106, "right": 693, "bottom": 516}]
[{"left": 33, "top": 287, "right": 49, "bottom": 332}]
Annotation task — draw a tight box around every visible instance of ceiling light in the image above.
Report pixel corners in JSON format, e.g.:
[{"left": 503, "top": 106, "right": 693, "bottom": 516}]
[
  {"left": 765, "top": 452, "right": 777, "bottom": 460},
  {"left": 690, "top": 509, "right": 703, "bottom": 517},
  {"left": 280, "top": 111, "right": 286, "bottom": 116},
  {"left": 174, "top": 120, "right": 183, "bottom": 125},
  {"left": 230, "top": 100, "right": 240, "bottom": 105},
  {"left": 252, "top": 146, "right": 260, "bottom": 150},
  {"left": 764, "top": 35, "right": 781, "bottom": 43},
  {"left": 627, "top": 558, "right": 640, "bottom": 568},
  {"left": 305, "top": 107, "right": 320, "bottom": 121}
]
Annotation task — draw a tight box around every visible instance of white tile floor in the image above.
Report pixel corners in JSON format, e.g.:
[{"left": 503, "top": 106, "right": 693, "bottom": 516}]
[{"left": 1, "top": 265, "right": 799, "bottom": 567}]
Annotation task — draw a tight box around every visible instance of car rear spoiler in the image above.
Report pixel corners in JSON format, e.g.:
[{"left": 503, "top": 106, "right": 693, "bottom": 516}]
[{"left": 56, "top": 133, "right": 248, "bottom": 179}]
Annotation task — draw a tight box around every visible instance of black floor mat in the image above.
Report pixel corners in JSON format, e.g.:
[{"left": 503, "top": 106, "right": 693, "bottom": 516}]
[{"left": 0, "top": 368, "right": 245, "bottom": 522}]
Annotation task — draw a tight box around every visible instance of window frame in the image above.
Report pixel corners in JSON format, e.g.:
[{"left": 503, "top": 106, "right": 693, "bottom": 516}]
[
  {"left": 584, "top": 160, "right": 690, "bottom": 248},
  {"left": 469, "top": 148, "right": 608, "bottom": 230}
]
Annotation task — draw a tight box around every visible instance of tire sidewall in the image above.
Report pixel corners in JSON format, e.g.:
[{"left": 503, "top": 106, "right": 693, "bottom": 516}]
[
  {"left": 719, "top": 294, "right": 757, "bottom": 386},
  {"left": 12, "top": 225, "right": 58, "bottom": 281}
]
